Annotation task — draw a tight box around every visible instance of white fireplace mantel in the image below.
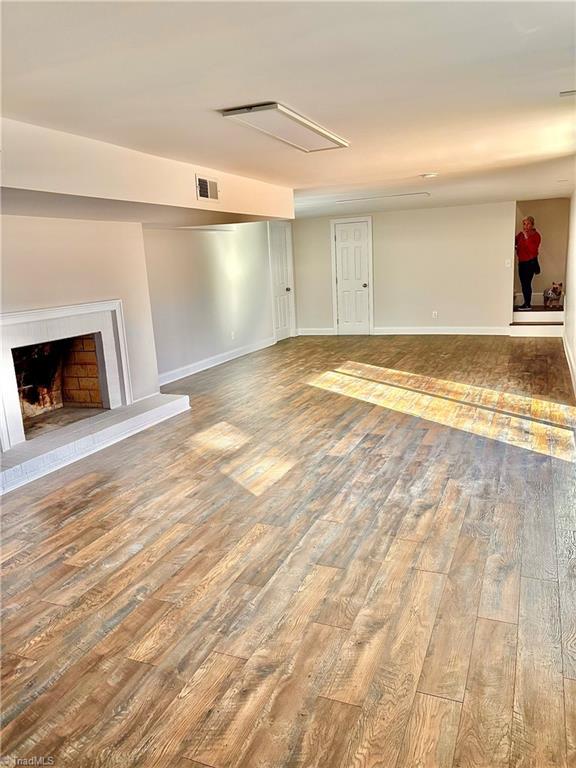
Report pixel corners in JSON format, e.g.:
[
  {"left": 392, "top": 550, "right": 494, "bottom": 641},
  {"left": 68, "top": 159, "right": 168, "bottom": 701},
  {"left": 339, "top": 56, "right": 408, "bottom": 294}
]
[{"left": 1, "top": 300, "right": 133, "bottom": 451}]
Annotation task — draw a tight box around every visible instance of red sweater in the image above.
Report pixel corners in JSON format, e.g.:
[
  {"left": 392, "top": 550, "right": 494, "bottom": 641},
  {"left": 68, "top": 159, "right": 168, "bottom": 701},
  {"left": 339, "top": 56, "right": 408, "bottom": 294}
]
[{"left": 515, "top": 230, "right": 541, "bottom": 262}]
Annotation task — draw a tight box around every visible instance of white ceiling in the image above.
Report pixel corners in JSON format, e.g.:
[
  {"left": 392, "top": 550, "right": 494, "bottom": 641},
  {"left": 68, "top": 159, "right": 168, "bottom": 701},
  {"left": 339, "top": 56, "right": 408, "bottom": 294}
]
[{"left": 2, "top": 1, "right": 575, "bottom": 216}]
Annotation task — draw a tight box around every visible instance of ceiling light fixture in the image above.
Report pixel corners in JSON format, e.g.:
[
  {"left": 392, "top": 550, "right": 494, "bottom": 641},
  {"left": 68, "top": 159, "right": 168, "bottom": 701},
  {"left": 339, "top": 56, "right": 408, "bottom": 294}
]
[
  {"left": 420, "top": 172, "right": 439, "bottom": 178},
  {"left": 559, "top": 90, "right": 576, "bottom": 97},
  {"left": 335, "top": 192, "right": 431, "bottom": 204},
  {"left": 221, "top": 102, "right": 349, "bottom": 152}
]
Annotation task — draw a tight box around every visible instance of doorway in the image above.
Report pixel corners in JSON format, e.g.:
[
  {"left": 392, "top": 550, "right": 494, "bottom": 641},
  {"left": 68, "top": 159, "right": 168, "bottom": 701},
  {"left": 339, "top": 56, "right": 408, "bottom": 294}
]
[
  {"left": 268, "top": 221, "right": 296, "bottom": 341},
  {"left": 331, "top": 217, "right": 373, "bottom": 334},
  {"left": 513, "top": 198, "right": 569, "bottom": 315}
]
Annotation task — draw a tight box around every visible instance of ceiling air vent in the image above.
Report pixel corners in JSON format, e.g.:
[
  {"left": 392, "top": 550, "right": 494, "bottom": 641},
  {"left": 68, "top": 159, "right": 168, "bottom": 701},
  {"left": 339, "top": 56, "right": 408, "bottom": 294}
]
[{"left": 196, "top": 175, "right": 219, "bottom": 201}]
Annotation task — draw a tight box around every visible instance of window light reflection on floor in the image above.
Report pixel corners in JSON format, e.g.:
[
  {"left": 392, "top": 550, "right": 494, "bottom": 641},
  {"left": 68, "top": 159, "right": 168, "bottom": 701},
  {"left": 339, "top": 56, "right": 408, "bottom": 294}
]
[
  {"left": 187, "top": 421, "right": 251, "bottom": 453},
  {"left": 222, "top": 454, "right": 297, "bottom": 496},
  {"left": 309, "top": 366, "right": 576, "bottom": 463},
  {"left": 187, "top": 421, "right": 296, "bottom": 496},
  {"left": 336, "top": 361, "right": 576, "bottom": 430}
]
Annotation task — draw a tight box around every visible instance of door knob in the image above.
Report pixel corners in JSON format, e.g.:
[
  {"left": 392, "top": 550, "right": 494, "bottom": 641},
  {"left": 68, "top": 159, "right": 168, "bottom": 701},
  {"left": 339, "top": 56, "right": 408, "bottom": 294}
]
[
  {"left": 362, "top": 283, "right": 368, "bottom": 288},
  {"left": 286, "top": 287, "right": 291, "bottom": 292}
]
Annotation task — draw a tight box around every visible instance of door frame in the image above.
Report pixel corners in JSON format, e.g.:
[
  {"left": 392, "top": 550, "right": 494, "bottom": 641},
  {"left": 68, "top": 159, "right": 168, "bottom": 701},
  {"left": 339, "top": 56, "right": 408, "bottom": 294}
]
[
  {"left": 267, "top": 220, "right": 297, "bottom": 341},
  {"left": 330, "top": 216, "right": 374, "bottom": 335}
]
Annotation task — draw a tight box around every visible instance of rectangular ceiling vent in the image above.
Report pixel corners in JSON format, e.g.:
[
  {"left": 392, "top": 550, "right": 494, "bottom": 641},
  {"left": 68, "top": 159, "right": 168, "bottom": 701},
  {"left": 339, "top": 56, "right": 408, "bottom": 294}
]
[
  {"left": 196, "top": 175, "right": 219, "bottom": 201},
  {"left": 221, "top": 102, "right": 349, "bottom": 153}
]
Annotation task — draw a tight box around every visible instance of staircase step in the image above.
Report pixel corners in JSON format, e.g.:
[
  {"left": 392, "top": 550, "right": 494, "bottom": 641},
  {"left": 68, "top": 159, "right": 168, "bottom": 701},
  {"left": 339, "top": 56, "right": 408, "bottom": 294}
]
[
  {"left": 512, "top": 310, "right": 564, "bottom": 323},
  {"left": 509, "top": 323, "right": 564, "bottom": 338}
]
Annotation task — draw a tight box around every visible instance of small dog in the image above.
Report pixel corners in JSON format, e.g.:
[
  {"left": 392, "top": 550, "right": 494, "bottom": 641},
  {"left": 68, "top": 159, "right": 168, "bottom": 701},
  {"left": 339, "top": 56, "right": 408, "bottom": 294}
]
[{"left": 543, "top": 282, "right": 563, "bottom": 308}]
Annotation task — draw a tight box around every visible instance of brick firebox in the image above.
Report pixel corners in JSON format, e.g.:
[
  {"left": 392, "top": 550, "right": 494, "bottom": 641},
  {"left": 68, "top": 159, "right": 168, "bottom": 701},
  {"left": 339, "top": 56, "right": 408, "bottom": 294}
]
[
  {"left": 62, "top": 335, "right": 103, "bottom": 407},
  {"left": 13, "top": 333, "right": 104, "bottom": 421}
]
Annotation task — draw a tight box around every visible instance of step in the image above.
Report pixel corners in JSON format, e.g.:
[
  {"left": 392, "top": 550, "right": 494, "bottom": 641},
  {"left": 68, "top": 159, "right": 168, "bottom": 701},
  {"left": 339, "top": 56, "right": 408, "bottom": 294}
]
[
  {"left": 1, "top": 393, "right": 190, "bottom": 494},
  {"left": 511, "top": 322, "right": 563, "bottom": 326},
  {"left": 509, "top": 323, "right": 564, "bottom": 338},
  {"left": 512, "top": 309, "right": 564, "bottom": 323}
]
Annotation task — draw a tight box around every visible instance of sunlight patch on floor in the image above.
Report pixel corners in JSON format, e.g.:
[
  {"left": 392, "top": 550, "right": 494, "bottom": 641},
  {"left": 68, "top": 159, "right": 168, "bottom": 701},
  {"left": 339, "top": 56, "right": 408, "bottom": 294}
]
[
  {"left": 336, "top": 361, "right": 576, "bottom": 430},
  {"left": 222, "top": 453, "right": 297, "bottom": 496},
  {"left": 309, "top": 369, "right": 576, "bottom": 462},
  {"left": 188, "top": 422, "right": 296, "bottom": 496},
  {"left": 187, "top": 421, "right": 251, "bottom": 453}
]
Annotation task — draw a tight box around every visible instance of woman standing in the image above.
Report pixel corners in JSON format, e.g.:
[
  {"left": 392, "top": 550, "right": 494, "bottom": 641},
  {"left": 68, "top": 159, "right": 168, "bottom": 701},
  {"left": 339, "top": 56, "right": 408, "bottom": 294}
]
[{"left": 515, "top": 216, "right": 541, "bottom": 310}]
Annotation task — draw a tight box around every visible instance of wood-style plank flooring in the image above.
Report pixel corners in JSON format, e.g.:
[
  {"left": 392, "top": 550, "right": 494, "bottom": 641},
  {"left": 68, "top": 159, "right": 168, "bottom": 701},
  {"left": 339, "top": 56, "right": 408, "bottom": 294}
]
[{"left": 2, "top": 335, "right": 575, "bottom": 767}]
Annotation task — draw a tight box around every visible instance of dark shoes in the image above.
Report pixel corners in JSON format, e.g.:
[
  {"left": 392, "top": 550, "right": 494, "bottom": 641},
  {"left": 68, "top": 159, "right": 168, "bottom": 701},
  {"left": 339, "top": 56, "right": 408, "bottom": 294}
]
[{"left": 517, "top": 304, "right": 532, "bottom": 311}]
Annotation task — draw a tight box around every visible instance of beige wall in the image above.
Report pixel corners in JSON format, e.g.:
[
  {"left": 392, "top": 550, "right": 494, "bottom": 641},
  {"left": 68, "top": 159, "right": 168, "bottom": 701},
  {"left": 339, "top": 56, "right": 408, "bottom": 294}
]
[
  {"left": 143, "top": 223, "right": 274, "bottom": 378},
  {"left": 564, "top": 195, "right": 576, "bottom": 392},
  {"left": 1, "top": 215, "right": 160, "bottom": 400},
  {"left": 293, "top": 202, "right": 516, "bottom": 331},
  {"left": 2, "top": 118, "right": 294, "bottom": 220},
  {"left": 515, "top": 198, "right": 570, "bottom": 296},
  {"left": 292, "top": 217, "right": 334, "bottom": 331}
]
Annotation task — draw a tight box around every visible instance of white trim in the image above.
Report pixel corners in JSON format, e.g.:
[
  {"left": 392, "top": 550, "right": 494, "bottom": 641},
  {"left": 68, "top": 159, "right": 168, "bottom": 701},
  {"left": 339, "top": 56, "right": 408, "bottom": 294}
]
[
  {"left": 301, "top": 325, "right": 564, "bottom": 338},
  {"left": 1, "top": 394, "right": 190, "bottom": 495},
  {"left": 372, "top": 326, "right": 511, "bottom": 336},
  {"left": 297, "top": 328, "right": 338, "bottom": 336},
  {"left": 1, "top": 301, "right": 133, "bottom": 402},
  {"left": 158, "top": 336, "right": 276, "bottom": 386},
  {"left": 329, "top": 216, "right": 374, "bottom": 335},
  {"left": 563, "top": 335, "right": 576, "bottom": 397}
]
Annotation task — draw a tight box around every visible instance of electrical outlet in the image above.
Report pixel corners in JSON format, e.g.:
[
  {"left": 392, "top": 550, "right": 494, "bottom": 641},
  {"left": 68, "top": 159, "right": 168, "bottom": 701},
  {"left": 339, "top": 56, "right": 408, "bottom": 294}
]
[
  {"left": 505, "top": 259, "right": 512, "bottom": 268},
  {"left": 432, "top": 311, "right": 438, "bottom": 319},
  {"left": 231, "top": 330, "right": 236, "bottom": 340}
]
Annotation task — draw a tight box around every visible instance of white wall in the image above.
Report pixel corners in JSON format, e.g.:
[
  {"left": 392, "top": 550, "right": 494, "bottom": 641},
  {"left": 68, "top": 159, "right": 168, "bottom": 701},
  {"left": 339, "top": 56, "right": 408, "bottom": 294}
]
[
  {"left": 564, "top": 195, "right": 576, "bottom": 392},
  {"left": 515, "top": 198, "right": 570, "bottom": 295},
  {"left": 143, "top": 223, "right": 275, "bottom": 381},
  {"left": 1, "top": 215, "right": 160, "bottom": 400},
  {"left": 292, "top": 202, "right": 516, "bottom": 332}
]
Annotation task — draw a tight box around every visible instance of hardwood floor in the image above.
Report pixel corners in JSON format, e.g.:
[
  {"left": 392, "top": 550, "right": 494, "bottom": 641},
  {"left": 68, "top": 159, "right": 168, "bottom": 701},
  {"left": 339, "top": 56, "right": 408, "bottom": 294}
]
[{"left": 1, "top": 335, "right": 575, "bottom": 767}]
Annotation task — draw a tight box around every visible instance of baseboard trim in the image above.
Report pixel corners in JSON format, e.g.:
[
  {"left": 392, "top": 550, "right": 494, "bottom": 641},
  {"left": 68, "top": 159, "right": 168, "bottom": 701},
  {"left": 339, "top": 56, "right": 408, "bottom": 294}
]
[
  {"left": 297, "top": 328, "right": 337, "bottom": 336},
  {"left": 372, "top": 326, "right": 510, "bottom": 336},
  {"left": 563, "top": 334, "right": 576, "bottom": 398},
  {"left": 158, "top": 337, "right": 276, "bottom": 386},
  {"left": 295, "top": 325, "right": 565, "bottom": 338}
]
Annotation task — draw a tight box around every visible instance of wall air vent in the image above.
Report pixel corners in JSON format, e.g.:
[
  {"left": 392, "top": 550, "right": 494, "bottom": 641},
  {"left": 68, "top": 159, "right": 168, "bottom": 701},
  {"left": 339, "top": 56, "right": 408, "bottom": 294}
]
[{"left": 196, "top": 175, "right": 219, "bottom": 201}]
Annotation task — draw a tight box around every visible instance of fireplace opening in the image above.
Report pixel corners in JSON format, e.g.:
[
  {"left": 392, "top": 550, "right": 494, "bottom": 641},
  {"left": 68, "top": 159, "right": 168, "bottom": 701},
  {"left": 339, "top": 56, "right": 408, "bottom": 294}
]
[{"left": 12, "top": 333, "right": 108, "bottom": 439}]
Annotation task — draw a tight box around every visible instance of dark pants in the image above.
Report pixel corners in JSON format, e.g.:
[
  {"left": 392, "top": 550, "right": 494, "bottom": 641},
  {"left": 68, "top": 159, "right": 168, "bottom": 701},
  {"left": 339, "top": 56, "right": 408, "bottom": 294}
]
[{"left": 518, "top": 258, "right": 538, "bottom": 306}]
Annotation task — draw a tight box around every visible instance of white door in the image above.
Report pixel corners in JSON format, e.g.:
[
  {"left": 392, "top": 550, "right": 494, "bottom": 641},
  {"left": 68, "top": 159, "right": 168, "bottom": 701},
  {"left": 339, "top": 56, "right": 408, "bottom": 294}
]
[
  {"left": 334, "top": 220, "right": 371, "bottom": 334},
  {"left": 269, "top": 221, "right": 295, "bottom": 341}
]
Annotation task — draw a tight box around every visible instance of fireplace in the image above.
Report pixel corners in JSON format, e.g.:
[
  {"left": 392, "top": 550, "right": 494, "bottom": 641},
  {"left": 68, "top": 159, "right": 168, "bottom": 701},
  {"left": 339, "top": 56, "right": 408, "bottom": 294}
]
[
  {"left": 1, "top": 301, "right": 191, "bottom": 493},
  {"left": 12, "top": 333, "right": 107, "bottom": 439},
  {"left": 1, "top": 300, "right": 133, "bottom": 451}
]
